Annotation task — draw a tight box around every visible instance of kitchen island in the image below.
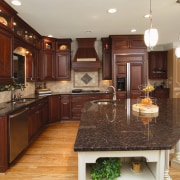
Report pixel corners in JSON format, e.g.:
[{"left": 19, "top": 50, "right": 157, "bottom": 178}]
[{"left": 74, "top": 98, "right": 180, "bottom": 180}]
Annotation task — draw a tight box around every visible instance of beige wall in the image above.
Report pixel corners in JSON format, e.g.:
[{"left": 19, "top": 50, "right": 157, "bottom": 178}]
[{"left": 168, "top": 48, "right": 180, "bottom": 98}]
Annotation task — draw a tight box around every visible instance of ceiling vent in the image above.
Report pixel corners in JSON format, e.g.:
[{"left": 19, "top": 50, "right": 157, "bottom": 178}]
[{"left": 72, "top": 38, "right": 101, "bottom": 70}]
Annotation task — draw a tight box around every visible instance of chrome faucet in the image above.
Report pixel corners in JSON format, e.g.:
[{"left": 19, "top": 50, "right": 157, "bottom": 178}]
[{"left": 105, "top": 86, "right": 116, "bottom": 101}]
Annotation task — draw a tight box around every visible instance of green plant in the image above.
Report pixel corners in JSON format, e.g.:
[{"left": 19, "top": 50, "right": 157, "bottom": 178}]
[{"left": 90, "top": 158, "right": 122, "bottom": 180}]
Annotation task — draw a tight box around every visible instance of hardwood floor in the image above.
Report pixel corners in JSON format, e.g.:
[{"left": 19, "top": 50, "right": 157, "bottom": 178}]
[{"left": 0, "top": 121, "right": 179, "bottom": 180}]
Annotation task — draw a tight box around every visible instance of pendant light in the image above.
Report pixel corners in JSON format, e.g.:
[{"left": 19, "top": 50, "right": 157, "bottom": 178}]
[
  {"left": 175, "top": 47, "right": 180, "bottom": 58},
  {"left": 144, "top": 0, "right": 158, "bottom": 50},
  {"left": 175, "top": 34, "right": 180, "bottom": 58}
]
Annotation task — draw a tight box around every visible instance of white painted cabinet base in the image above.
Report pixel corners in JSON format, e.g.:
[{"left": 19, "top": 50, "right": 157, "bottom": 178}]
[
  {"left": 78, "top": 150, "right": 165, "bottom": 180},
  {"left": 86, "top": 163, "right": 155, "bottom": 180}
]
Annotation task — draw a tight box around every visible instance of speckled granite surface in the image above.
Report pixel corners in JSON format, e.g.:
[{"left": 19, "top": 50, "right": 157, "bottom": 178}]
[{"left": 74, "top": 98, "right": 180, "bottom": 151}]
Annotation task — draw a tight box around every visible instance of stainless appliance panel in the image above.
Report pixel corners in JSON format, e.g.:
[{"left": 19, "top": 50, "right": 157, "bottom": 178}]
[{"left": 8, "top": 108, "right": 28, "bottom": 163}]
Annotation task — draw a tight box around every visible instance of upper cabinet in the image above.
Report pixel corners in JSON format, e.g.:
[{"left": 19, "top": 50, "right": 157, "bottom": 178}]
[
  {"left": 39, "top": 37, "right": 72, "bottom": 81},
  {"left": 13, "top": 16, "right": 41, "bottom": 49},
  {"left": 110, "top": 35, "right": 146, "bottom": 53},
  {"left": 55, "top": 39, "right": 72, "bottom": 80},
  {"left": 0, "top": 27, "right": 13, "bottom": 85},
  {"left": 101, "top": 37, "right": 112, "bottom": 80},
  {"left": 0, "top": 1, "right": 16, "bottom": 85},
  {"left": 148, "top": 51, "right": 168, "bottom": 79}
]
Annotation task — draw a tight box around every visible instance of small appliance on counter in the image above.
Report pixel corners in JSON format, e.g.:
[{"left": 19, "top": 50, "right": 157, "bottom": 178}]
[
  {"left": 35, "top": 88, "right": 52, "bottom": 96},
  {"left": 35, "top": 82, "right": 52, "bottom": 96}
]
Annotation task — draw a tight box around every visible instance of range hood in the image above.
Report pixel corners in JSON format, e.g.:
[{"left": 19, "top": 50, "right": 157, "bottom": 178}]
[{"left": 72, "top": 38, "right": 101, "bottom": 70}]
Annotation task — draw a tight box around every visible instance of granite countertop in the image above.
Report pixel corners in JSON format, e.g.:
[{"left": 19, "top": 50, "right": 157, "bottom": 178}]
[
  {"left": 74, "top": 98, "right": 180, "bottom": 151},
  {"left": 0, "top": 91, "right": 110, "bottom": 116}
]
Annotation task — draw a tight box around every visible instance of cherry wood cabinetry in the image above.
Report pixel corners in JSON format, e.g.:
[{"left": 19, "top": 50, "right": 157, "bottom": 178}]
[
  {"left": 148, "top": 51, "right": 168, "bottom": 79},
  {"left": 39, "top": 37, "right": 56, "bottom": 81},
  {"left": 0, "top": 28, "right": 13, "bottom": 85},
  {"left": 49, "top": 95, "right": 61, "bottom": 123},
  {"left": 110, "top": 35, "right": 147, "bottom": 99},
  {"left": 39, "top": 38, "right": 72, "bottom": 81},
  {"left": 28, "top": 98, "right": 49, "bottom": 143},
  {"left": 110, "top": 35, "right": 146, "bottom": 50},
  {"left": 101, "top": 37, "right": 112, "bottom": 80},
  {"left": 71, "top": 94, "right": 109, "bottom": 120},
  {"left": 0, "top": 116, "right": 8, "bottom": 172},
  {"left": 60, "top": 95, "right": 71, "bottom": 120},
  {"left": 55, "top": 39, "right": 72, "bottom": 80},
  {"left": 152, "top": 87, "right": 169, "bottom": 98}
]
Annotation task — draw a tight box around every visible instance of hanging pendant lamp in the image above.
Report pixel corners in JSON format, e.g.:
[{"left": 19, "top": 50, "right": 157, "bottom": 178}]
[{"left": 144, "top": 0, "right": 158, "bottom": 50}]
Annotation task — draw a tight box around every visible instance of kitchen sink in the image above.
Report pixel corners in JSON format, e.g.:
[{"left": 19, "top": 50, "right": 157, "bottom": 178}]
[
  {"left": 93, "top": 100, "right": 116, "bottom": 105},
  {"left": 7, "top": 98, "right": 36, "bottom": 104}
]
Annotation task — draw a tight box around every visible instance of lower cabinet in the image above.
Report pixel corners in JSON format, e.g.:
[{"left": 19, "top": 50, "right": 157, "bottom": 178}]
[
  {"left": 0, "top": 116, "right": 8, "bottom": 172},
  {"left": 60, "top": 95, "right": 71, "bottom": 120},
  {"left": 71, "top": 94, "right": 110, "bottom": 120},
  {"left": 28, "top": 98, "right": 49, "bottom": 143},
  {"left": 49, "top": 95, "right": 61, "bottom": 123}
]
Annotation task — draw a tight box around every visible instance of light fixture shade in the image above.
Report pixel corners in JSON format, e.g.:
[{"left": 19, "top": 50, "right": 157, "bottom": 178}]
[
  {"left": 144, "top": 28, "right": 158, "bottom": 48},
  {"left": 175, "top": 47, "right": 180, "bottom": 58}
]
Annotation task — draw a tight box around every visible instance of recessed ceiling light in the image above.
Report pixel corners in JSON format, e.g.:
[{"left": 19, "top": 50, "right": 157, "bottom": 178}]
[
  {"left": 48, "top": 35, "right": 53, "bottom": 37},
  {"left": 11, "top": 0, "right": 22, "bottom": 6},
  {"left": 144, "top": 14, "right": 151, "bottom": 19},
  {"left": 131, "top": 29, "right": 136, "bottom": 33},
  {"left": 107, "top": 8, "right": 117, "bottom": 14}
]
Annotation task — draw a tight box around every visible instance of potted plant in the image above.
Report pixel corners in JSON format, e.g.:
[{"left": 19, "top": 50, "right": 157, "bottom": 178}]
[{"left": 90, "top": 157, "right": 122, "bottom": 180}]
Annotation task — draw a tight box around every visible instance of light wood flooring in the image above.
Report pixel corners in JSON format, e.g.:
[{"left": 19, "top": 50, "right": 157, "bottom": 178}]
[{"left": 0, "top": 121, "right": 179, "bottom": 180}]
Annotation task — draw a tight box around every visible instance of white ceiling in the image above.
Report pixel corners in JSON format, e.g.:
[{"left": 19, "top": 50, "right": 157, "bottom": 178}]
[{"left": 4, "top": 0, "right": 180, "bottom": 45}]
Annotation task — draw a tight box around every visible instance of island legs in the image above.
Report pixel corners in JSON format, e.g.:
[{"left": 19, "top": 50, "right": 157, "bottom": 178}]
[
  {"left": 164, "top": 150, "right": 172, "bottom": 180},
  {"left": 171, "top": 139, "right": 180, "bottom": 169}
]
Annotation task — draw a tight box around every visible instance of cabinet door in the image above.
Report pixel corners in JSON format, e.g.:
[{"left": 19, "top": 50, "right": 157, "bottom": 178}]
[
  {"left": 148, "top": 51, "right": 167, "bottom": 79},
  {"left": 130, "top": 62, "right": 144, "bottom": 98},
  {"left": 0, "top": 116, "right": 8, "bottom": 172},
  {"left": 49, "top": 95, "right": 60, "bottom": 123},
  {"left": 55, "top": 52, "right": 71, "bottom": 80},
  {"left": 60, "top": 95, "right": 71, "bottom": 120},
  {"left": 40, "top": 51, "right": 55, "bottom": 80},
  {"left": 26, "top": 50, "right": 39, "bottom": 82},
  {"left": 101, "top": 38, "right": 112, "bottom": 80},
  {"left": 0, "top": 29, "right": 13, "bottom": 84}
]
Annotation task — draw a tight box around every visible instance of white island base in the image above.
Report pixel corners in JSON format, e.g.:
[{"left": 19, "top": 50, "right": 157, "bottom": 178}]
[{"left": 77, "top": 150, "right": 166, "bottom": 180}]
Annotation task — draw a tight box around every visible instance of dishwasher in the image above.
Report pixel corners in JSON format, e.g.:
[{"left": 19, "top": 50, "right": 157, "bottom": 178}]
[{"left": 8, "top": 108, "right": 29, "bottom": 163}]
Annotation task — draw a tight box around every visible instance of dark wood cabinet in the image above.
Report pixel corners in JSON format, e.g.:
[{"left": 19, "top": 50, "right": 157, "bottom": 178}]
[
  {"left": 49, "top": 95, "right": 61, "bottom": 123},
  {"left": 26, "top": 50, "right": 40, "bottom": 82},
  {"left": 39, "top": 38, "right": 72, "bottom": 81},
  {"left": 148, "top": 51, "right": 168, "bottom": 79},
  {"left": 152, "top": 88, "right": 169, "bottom": 98},
  {"left": 60, "top": 95, "right": 71, "bottom": 120},
  {"left": 110, "top": 35, "right": 147, "bottom": 99},
  {"left": 71, "top": 94, "right": 103, "bottom": 120},
  {"left": 39, "top": 37, "right": 56, "bottom": 81},
  {"left": 55, "top": 52, "right": 71, "bottom": 80},
  {"left": 0, "top": 28, "right": 13, "bottom": 85},
  {"left": 101, "top": 37, "right": 112, "bottom": 80},
  {"left": 28, "top": 98, "right": 49, "bottom": 143},
  {"left": 0, "top": 116, "right": 8, "bottom": 172},
  {"left": 110, "top": 35, "right": 146, "bottom": 51}
]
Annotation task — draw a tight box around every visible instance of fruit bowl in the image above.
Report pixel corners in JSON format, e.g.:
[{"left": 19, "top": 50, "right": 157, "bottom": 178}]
[
  {"left": 138, "top": 84, "right": 155, "bottom": 93},
  {"left": 137, "top": 96, "right": 157, "bottom": 106}
]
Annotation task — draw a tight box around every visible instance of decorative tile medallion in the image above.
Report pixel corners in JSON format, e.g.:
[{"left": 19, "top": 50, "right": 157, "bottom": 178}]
[
  {"left": 81, "top": 73, "right": 92, "bottom": 84},
  {"left": 74, "top": 71, "right": 99, "bottom": 87}
]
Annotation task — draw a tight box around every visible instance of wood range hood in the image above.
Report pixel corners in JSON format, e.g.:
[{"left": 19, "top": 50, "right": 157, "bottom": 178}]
[{"left": 72, "top": 38, "right": 101, "bottom": 70}]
